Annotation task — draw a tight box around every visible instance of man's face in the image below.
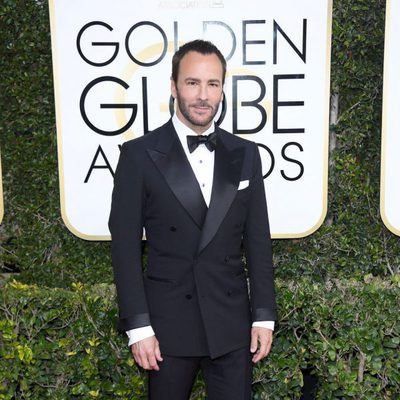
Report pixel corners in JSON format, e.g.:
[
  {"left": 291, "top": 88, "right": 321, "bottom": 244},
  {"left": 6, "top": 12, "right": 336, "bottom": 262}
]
[{"left": 171, "top": 51, "right": 224, "bottom": 134}]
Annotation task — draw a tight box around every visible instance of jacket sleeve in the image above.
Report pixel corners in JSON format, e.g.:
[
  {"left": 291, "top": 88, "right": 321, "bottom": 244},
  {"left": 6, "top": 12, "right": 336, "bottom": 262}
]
[
  {"left": 243, "top": 143, "right": 278, "bottom": 322},
  {"left": 108, "top": 142, "right": 150, "bottom": 331}
]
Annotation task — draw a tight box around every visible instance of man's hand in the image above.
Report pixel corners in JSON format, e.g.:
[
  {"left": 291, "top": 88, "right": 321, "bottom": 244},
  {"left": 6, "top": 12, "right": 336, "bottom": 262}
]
[
  {"left": 131, "top": 336, "right": 163, "bottom": 370},
  {"left": 250, "top": 327, "right": 273, "bottom": 363}
]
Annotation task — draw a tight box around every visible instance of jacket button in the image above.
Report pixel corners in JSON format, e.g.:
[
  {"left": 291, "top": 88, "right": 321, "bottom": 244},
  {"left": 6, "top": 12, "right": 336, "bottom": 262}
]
[
  {"left": 224, "top": 256, "right": 230, "bottom": 263},
  {"left": 185, "top": 294, "right": 192, "bottom": 300},
  {"left": 227, "top": 290, "right": 233, "bottom": 296},
  {"left": 170, "top": 226, "right": 177, "bottom": 232}
]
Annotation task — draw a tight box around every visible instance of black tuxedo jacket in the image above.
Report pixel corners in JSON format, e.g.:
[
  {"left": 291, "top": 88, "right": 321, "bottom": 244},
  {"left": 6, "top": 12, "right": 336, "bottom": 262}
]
[{"left": 109, "top": 120, "right": 277, "bottom": 359}]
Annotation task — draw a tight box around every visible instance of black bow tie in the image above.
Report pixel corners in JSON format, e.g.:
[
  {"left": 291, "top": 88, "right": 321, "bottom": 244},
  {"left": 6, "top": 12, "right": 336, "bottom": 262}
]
[{"left": 187, "top": 131, "right": 217, "bottom": 153}]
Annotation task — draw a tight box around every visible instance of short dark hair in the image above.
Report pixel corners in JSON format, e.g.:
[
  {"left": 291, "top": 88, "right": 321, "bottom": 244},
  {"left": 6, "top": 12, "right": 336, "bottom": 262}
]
[{"left": 171, "top": 39, "right": 227, "bottom": 84}]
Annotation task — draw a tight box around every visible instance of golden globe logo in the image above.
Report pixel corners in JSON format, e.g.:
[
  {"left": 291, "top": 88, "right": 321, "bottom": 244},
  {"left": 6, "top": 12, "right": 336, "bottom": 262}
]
[
  {"left": 77, "top": 20, "right": 308, "bottom": 183},
  {"left": 49, "top": 0, "right": 332, "bottom": 239}
]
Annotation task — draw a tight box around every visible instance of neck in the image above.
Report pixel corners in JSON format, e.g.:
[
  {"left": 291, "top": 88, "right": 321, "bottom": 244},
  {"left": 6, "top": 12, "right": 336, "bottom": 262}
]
[{"left": 175, "top": 111, "right": 212, "bottom": 135}]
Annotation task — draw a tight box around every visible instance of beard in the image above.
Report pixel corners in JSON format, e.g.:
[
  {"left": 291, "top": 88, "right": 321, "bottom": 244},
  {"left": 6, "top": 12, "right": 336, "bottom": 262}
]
[{"left": 175, "top": 91, "right": 220, "bottom": 129}]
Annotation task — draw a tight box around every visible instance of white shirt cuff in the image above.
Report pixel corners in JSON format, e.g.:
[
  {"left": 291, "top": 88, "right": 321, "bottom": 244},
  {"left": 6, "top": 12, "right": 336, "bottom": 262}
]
[
  {"left": 126, "top": 326, "right": 155, "bottom": 347},
  {"left": 252, "top": 321, "right": 275, "bottom": 331}
]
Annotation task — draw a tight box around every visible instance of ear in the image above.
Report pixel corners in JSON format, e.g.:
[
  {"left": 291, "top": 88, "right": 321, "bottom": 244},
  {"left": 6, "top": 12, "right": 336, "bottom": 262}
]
[{"left": 170, "top": 78, "right": 177, "bottom": 99}]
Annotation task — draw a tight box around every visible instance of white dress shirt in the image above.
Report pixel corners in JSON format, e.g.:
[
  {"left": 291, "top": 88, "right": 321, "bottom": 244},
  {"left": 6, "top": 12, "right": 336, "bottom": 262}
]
[{"left": 126, "top": 115, "right": 274, "bottom": 346}]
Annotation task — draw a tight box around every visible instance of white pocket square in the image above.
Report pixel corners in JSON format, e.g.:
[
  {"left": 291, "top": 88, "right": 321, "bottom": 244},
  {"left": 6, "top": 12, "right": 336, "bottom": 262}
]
[{"left": 238, "top": 180, "right": 249, "bottom": 190}]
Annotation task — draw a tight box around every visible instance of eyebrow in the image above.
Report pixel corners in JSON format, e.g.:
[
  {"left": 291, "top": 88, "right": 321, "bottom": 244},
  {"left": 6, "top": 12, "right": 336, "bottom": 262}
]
[{"left": 184, "top": 77, "right": 221, "bottom": 84}]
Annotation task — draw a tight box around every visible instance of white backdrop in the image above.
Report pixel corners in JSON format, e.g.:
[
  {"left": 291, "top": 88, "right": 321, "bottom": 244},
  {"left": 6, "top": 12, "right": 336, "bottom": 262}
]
[
  {"left": 381, "top": 0, "right": 400, "bottom": 236},
  {"left": 49, "top": 0, "right": 332, "bottom": 240}
]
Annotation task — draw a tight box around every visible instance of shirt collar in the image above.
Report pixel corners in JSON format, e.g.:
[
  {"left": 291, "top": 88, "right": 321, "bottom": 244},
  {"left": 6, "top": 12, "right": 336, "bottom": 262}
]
[{"left": 172, "top": 113, "right": 216, "bottom": 150}]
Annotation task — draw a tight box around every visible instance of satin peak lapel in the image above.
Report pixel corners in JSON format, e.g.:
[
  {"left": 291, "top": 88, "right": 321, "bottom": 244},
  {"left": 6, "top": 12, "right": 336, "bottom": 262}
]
[
  {"left": 147, "top": 125, "right": 207, "bottom": 229},
  {"left": 198, "top": 136, "right": 244, "bottom": 253}
]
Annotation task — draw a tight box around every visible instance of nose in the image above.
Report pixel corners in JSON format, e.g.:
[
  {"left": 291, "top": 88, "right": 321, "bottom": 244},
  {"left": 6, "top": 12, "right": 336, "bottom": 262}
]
[{"left": 198, "top": 84, "right": 208, "bottom": 100}]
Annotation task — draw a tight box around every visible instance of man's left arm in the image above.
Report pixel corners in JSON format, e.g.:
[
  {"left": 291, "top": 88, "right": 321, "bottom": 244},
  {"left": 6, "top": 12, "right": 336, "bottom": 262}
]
[{"left": 243, "top": 143, "right": 278, "bottom": 363}]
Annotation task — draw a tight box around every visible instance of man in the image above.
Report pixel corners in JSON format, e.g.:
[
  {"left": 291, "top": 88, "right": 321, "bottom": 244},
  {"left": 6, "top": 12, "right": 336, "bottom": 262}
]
[{"left": 109, "top": 40, "right": 277, "bottom": 400}]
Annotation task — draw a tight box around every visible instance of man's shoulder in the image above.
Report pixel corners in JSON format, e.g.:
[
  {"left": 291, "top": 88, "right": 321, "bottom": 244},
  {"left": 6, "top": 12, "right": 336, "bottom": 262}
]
[
  {"left": 122, "top": 120, "right": 172, "bottom": 151},
  {"left": 217, "top": 127, "right": 257, "bottom": 151}
]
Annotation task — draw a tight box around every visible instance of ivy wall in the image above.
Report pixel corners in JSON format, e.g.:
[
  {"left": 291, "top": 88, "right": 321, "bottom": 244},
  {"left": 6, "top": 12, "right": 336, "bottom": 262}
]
[{"left": 0, "top": 0, "right": 399, "bottom": 399}]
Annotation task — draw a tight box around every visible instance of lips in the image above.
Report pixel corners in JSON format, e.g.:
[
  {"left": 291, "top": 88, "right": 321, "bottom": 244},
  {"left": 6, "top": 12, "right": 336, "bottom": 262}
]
[{"left": 191, "top": 103, "right": 212, "bottom": 112}]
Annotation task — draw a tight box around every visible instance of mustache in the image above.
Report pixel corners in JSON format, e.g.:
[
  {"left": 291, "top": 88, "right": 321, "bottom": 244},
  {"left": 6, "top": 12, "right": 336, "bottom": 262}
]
[{"left": 191, "top": 101, "right": 212, "bottom": 108}]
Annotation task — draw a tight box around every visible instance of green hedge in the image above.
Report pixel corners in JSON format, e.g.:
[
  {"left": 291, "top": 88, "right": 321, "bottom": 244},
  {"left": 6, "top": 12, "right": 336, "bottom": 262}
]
[
  {"left": 0, "top": 277, "right": 398, "bottom": 399},
  {"left": 0, "top": 1, "right": 399, "bottom": 398},
  {"left": 0, "top": 0, "right": 113, "bottom": 287}
]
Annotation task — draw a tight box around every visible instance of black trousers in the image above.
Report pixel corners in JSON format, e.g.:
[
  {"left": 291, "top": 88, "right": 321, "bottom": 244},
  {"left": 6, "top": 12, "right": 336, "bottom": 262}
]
[{"left": 148, "top": 347, "right": 252, "bottom": 400}]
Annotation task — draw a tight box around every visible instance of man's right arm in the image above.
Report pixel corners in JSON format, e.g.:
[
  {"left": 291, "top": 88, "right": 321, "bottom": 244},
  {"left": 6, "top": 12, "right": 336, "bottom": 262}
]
[
  {"left": 109, "top": 143, "right": 161, "bottom": 370},
  {"left": 109, "top": 142, "right": 151, "bottom": 330}
]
